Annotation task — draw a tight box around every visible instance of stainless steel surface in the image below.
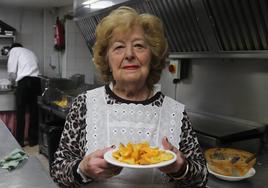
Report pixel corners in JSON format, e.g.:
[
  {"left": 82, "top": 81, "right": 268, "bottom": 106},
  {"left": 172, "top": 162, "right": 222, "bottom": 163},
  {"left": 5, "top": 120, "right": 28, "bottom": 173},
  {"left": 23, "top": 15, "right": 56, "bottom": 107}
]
[
  {"left": 0, "top": 120, "right": 21, "bottom": 155},
  {"left": 40, "top": 76, "right": 99, "bottom": 107},
  {"left": 0, "top": 120, "right": 58, "bottom": 188},
  {"left": 169, "top": 50, "right": 268, "bottom": 59},
  {"left": 40, "top": 77, "right": 76, "bottom": 105},
  {"left": 188, "top": 112, "right": 267, "bottom": 155},
  {"left": 205, "top": 0, "right": 268, "bottom": 51},
  {"left": 0, "top": 89, "right": 16, "bottom": 111},
  {"left": 81, "top": 182, "right": 178, "bottom": 188},
  {"left": 172, "top": 58, "right": 268, "bottom": 124},
  {"left": 74, "top": 0, "right": 268, "bottom": 58},
  {"left": 78, "top": 145, "right": 268, "bottom": 188}
]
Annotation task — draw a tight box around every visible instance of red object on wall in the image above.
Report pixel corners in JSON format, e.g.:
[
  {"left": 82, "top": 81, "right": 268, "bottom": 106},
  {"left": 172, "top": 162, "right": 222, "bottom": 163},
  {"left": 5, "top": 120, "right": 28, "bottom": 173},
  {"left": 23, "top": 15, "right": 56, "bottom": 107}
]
[
  {"left": 168, "top": 64, "right": 176, "bottom": 73},
  {"left": 54, "top": 17, "right": 65, "bottom": 51}
]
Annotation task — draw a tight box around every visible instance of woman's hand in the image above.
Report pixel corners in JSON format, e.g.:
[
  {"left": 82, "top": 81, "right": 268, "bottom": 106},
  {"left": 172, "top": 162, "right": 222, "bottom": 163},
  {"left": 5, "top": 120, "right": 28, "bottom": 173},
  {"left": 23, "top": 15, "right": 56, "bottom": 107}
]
[
  {"left": 79, "top": 147, "right": 122, "bottom": 180},
  {"left": 159, "top": 136, "right": 187, "bottom": 175}
]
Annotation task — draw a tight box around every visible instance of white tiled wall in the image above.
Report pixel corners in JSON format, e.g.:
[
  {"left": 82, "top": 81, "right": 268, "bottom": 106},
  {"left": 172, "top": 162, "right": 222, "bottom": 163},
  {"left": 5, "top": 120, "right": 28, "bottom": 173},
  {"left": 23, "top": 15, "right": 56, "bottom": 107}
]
[
  {"left": 63, "top": 20, "right": 94, "bottom": 84},
  {"left": 43, "top": 9, "right": 61, "bottom": 78},
  {"left": 0, "top": 6, "right": 95, "bottom": 84},
  {"left": 0, "top": 6, "right": 44, "bottom": 78}
]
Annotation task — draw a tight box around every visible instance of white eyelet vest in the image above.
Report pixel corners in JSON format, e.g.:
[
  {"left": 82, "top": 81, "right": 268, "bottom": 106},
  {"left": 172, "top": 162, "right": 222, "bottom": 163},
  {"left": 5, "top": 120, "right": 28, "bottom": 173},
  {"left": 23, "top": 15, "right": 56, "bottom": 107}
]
[{"left": 85, "top": 86, "right": 184, "bottom": 186}]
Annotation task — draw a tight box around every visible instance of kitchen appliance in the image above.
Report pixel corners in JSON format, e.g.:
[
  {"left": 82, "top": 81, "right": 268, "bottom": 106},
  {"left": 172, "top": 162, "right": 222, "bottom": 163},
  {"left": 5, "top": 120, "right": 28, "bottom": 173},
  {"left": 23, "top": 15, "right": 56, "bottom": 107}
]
[
  {"left": 40, "top": 76, "right": 98, "bottom": 107},
  {"left": 70, "top": 74, "right": 85, "bottom": 87},
  {"left": 38, "top": 76, "right": 100, "bottom": 165}
]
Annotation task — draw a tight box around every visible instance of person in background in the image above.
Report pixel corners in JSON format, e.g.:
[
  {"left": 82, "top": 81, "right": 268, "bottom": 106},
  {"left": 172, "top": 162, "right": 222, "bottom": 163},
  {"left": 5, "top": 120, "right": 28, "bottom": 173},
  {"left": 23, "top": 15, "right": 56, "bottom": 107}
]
[
  {"left": 7, "top": 43, "right": 41, "bottom": 147},
  {"left": 51, "top": 6, "right": 208, "bottom": 188}
]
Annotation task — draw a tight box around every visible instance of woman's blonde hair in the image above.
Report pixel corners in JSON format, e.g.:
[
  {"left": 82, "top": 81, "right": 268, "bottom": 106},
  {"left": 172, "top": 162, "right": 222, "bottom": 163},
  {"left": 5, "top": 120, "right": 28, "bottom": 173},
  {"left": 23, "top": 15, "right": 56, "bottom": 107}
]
[{"left": 93, "top": 6, "right": 168, "bottom": 90}]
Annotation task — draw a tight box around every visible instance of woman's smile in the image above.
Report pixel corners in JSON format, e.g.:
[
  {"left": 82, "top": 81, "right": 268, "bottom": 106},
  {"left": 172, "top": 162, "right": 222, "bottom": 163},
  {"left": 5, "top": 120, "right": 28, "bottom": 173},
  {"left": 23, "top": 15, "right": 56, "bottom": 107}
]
[{"left": 122, "top": 64, "right": 140, "bottom": 70}]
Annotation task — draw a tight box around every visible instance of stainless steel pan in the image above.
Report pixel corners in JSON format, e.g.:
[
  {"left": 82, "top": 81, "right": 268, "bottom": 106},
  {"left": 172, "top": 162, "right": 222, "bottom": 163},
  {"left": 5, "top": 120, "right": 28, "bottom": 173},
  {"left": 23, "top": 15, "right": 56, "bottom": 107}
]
[{"left": 0, "top": 79, "right": 12, "bottom": 91}]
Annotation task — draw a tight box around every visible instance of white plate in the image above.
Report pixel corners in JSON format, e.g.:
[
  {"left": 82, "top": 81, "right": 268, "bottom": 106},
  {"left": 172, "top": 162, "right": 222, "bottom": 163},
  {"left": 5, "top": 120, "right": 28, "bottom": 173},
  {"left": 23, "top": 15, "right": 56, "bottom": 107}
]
[
  {"left": 104, "top": 149, "right": 177, "bottom": 169},
  {"left": 208, "top": 165, "right": 256, "bottom": 181}
]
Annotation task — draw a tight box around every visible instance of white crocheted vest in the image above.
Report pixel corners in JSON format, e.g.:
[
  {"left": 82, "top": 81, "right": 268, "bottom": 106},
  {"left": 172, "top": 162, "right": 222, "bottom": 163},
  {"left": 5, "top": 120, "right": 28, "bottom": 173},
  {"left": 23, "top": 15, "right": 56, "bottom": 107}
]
[{"left": 85, "top": 86, "right": 184, "bottom": 185}]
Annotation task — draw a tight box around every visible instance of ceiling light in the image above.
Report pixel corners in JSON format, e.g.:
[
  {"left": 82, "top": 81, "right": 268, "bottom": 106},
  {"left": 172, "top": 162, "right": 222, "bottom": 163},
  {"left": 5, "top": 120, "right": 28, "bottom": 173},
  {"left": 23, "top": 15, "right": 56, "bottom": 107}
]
[
  {"left": 82, "top": 0, "right": 99, "bottom": 5},
  {"left": 82, "top": 0, "right": 114, "bottom": 9},
  {"left": 90, "top": 1, "right": 114, "bottom": 9}
]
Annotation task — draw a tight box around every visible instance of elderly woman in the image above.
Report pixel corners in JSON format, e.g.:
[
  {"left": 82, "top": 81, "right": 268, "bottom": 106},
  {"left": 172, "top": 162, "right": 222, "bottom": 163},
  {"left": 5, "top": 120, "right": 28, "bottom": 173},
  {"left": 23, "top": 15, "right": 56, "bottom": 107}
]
[{"left": 51, "top": 6, "right": 208, "bottom": 188}]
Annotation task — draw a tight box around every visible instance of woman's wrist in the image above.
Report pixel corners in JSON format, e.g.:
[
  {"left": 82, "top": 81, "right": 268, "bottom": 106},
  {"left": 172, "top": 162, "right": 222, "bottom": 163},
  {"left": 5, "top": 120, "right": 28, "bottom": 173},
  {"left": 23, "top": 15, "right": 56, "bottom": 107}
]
[
  {"left": 73, "top": 160, "right": 93, "bottom": 184},
  {"left": 77, "top": 166, "right": 93, "bottom": 183},
  {"left": 168, "top": 160, "right": 189, "bottom": 180}
]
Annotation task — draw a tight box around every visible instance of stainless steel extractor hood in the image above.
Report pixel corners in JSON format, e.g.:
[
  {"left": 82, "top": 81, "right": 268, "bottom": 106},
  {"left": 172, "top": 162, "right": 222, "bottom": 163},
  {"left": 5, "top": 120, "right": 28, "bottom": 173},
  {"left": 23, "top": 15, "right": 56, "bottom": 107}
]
[{"left": 74, "top": 0, "right": 268, "bottom": 59}]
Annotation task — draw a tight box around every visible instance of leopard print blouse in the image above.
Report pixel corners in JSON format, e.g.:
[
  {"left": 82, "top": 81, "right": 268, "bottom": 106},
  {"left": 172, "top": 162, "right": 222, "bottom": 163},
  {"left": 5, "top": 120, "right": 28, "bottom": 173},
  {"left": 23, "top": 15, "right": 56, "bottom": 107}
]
[{"left": 50, "top": 85, "right": 208, "bottom": 187}]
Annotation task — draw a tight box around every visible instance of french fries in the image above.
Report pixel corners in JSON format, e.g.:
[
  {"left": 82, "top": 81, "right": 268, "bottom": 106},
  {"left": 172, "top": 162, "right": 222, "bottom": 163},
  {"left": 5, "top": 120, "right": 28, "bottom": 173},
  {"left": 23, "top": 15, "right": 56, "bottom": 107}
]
[
  {"left": 112, "top": 141, "right": 174, "bottom": 165},
  {"left": 53, "top": 97, "right": 68, "bottom": 108}
]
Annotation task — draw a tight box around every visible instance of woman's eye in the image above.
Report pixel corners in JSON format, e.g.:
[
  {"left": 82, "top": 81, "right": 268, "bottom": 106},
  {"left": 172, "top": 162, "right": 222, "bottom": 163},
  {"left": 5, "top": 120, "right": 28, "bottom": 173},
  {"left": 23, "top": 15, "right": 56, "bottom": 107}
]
[
  {"left": 116, "top": 46, "right": 124, "bottom": 49},
  {"left": 134, "top": 44, "right": 146, "bottom": 50},
  {"left": 114, "top": 45, "right": 124, "bottom": 51},
  {"left": 134, "top": 44, "right": 144, "bottom": 48}
]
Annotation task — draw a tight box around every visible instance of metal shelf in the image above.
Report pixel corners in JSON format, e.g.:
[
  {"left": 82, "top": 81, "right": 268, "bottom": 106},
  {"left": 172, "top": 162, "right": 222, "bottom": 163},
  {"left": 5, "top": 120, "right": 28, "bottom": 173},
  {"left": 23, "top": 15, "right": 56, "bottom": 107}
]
[{"left": 0, "top": 34, "right": 15, "bottom": 39}]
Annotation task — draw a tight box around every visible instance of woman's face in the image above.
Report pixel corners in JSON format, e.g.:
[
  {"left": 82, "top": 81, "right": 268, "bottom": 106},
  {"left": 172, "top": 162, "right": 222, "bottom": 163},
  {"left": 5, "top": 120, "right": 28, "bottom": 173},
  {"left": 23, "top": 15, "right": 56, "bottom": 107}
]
[{"left": 107, "top": 25, "right": 152, "bottom": 87}]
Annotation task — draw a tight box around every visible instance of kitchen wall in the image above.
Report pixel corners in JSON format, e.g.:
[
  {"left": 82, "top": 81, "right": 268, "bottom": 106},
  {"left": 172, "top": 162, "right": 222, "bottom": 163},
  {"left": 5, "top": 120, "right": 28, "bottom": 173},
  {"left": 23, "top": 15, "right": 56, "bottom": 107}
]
[
  {"left": 0, "top": 5, "right": 95, "bottom": 84},
  {"left": 0, "top": 6, "right": 43, "bottom": 78},
  {"left": 42, "top": 8, "right": 59, "bottom": 78},
  {"left": 43, "top": 7, "right": 94, "bottom": 84},
  {"left": 62, "top": 20, "right": 94, "bottom": 84},
  {"left": 161, "top": 58, "right": 268, "bottom": 125}
]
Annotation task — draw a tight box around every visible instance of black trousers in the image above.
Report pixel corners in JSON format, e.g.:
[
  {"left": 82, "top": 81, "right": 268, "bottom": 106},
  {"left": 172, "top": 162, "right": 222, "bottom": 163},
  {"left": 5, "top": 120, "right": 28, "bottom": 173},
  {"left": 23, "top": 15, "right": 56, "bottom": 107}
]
[{"left": 16, "top": 76, "right": 41, "bottom": 146}]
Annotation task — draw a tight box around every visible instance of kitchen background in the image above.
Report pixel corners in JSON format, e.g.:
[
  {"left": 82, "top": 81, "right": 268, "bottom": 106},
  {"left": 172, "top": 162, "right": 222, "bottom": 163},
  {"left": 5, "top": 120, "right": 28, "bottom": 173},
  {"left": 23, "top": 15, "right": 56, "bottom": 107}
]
[
  {"left": 0, "top": 1, "right": 267, "bottom": 187},
  {"left": 0, "top": 0, "right": 267, "bottom": 132},
  {"left": 0, "top": 1, "right": 95, "bottom": 84}
]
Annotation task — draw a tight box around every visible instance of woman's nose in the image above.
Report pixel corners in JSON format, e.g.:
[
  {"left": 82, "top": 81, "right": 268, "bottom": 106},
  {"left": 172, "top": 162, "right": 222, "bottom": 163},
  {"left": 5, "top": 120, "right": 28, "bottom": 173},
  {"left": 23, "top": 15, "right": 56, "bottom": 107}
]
[{"left": 125, "top": 45, "right": 135, "bottom": 60}]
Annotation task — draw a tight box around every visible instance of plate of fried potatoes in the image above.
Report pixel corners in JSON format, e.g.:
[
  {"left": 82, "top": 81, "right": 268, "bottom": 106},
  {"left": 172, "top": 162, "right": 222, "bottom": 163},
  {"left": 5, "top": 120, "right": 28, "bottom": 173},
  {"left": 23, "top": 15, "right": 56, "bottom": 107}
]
[{"left": 104, "top": 142, "right": 177, "bottom": 168}]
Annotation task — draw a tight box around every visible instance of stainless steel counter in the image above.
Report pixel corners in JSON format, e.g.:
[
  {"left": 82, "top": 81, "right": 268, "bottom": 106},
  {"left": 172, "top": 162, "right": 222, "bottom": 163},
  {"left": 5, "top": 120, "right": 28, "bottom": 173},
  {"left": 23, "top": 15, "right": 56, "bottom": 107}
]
[
  {"left": 0, "top": 120, "right": 58, "bottom": 188},
  {"left": 189, "top": 112, "right": 267, "bottom": 154},
  {"left": 79, "top": 157, "right": 268, "bottom": 188}
]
